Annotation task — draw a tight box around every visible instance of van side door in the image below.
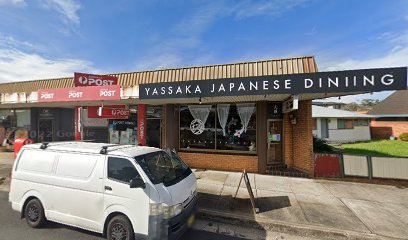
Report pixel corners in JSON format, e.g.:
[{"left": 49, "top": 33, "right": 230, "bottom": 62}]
[{"left": 103, "top": 157, "right": 150, "bottom": 236}]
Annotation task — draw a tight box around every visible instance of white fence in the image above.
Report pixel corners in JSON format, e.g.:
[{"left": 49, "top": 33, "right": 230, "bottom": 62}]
[{"left": 342, "top": 154, "right": 408, "bottom": 180}]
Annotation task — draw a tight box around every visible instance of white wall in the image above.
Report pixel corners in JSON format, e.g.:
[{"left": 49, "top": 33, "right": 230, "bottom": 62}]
[{"left": 313, "top": 117, "right": 371, "bottom": 143}]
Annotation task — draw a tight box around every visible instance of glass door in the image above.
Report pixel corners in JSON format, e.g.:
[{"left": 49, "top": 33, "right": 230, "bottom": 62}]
[
  {"left": 266, "top": 119, "right": 283, "bottom": 164},
  {"left": 38, "top": 118, "right": 54, "bottom": 142}
]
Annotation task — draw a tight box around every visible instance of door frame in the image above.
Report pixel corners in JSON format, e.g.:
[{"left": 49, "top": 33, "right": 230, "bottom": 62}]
[
  {"left": 38, "top": 118, "right": 54, "bottom": 142},
  {"left": 266, "top": 119, "right": 283, "bottom": 164}
]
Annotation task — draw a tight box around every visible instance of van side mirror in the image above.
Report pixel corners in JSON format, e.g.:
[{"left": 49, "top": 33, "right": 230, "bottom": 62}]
[{"left": 130, "top": 177, "right": 146, "bottom": 189}]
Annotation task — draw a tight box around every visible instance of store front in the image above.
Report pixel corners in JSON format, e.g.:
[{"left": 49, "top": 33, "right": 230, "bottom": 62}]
[{"left": 0, "top": 56, "right": 406, "bottom": 176}]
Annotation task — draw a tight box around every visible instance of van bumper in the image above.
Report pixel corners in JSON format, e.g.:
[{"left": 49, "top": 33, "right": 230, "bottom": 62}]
[{"left": 167, "top": 195, "right": 197, "bottom": 240}]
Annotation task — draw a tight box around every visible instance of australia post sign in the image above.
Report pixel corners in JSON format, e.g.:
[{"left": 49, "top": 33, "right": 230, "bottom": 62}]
[
  {"left": 38, "top": 85, "right": 121, "bottom": 102},
  {"left": 74, "top": 72, "right": 118, "bottom": 87},
  {"left": 139, "top": 67, "right": 407, "bottom": 99}
]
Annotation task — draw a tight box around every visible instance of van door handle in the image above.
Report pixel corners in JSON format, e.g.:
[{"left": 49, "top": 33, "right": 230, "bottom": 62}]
[{"left": 104, "top": 186, "right": 112, "bottom": 191}]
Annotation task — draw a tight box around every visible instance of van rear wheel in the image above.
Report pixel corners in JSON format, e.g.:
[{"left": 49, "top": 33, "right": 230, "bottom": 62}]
[
  {"left": 24, "top": 199, "right": 46, "bottom": 228},
  {"left": 107, "top": 215, "right": 135, "bottom": 240}
]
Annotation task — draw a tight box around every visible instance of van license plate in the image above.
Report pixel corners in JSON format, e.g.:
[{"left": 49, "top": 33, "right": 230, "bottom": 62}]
[{"left": 187, "top": 214, "right": 195, "bottom": 227}]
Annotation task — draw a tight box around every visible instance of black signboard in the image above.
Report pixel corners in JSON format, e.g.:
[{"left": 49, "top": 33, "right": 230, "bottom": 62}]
[
  {"left": 234, "top": 170, "right": 259, "bottom": 214},
  {"left": 268, "top": 103, "right": 283, "bottom": 119},
  {"left": 139, "top": 67, "right": 407, "bottom": 99}
]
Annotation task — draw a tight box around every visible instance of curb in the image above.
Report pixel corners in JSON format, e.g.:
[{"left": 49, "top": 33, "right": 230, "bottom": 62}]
[{"left": 197, "top": 208, "right": 401, "bottom": 240}]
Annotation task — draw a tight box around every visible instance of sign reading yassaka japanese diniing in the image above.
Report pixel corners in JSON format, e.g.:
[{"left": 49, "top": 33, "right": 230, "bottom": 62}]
[{"left": 139, "top": 67, "right": 407, "bottom": 99}]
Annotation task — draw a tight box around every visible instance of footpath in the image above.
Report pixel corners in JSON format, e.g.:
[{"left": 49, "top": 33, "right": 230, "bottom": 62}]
[{"left": 194, "top": 169, "right": 408, "bottom": 240}]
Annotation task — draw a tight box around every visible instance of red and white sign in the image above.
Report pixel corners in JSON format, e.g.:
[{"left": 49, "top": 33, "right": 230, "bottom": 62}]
[
  {"left": 88, "top": 105, "right": 130, "bottom": 119},
  {"left": 138, "top": 104, "right": 146, "bottom": 146},
  {"left": 74, "top": 72, "right": 118, "bottom": 87},
  {"left": 38, "top": 85, "right": 121, "bottom": 102}
]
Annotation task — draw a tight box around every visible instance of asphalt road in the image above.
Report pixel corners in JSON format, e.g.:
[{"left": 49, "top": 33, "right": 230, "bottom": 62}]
[{"left": 0, "top": 191, "right": 243, "bottom": 240}]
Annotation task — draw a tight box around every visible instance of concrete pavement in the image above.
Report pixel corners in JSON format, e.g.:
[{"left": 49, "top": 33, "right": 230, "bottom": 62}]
[
  {"left": 0, "top": 152, "right": 13, "bottom": 192},
  {"left": 194, "top": 169, "right": 408, "bottom": 240}
]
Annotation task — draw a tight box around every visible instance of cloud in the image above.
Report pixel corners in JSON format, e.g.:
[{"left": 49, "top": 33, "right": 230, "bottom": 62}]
[
  {"left": 42, "top": 0, "right": 81, "bottom": 24},
  {"left": 318, "top": 32, "right": 408, "bottom": 103},
  {"left": 231, "top": 0, "right": 311, "bottom": 19},
  {"left": 0, "top": 49, "right": 97, "bottom": 83},
  {"left": 0, "top": 0, "right": 25, "bottom": 6},
  {"left": 0, "top": 35, "right": 96, "bottom": 83}
]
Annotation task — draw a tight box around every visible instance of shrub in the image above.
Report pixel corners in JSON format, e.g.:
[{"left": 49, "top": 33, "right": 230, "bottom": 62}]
[
  {"left": 313, "top": 137, "right": 333, "bottom": 152},
  {"left": 400, "top": 133, "right": 408, "bottom": 141}
]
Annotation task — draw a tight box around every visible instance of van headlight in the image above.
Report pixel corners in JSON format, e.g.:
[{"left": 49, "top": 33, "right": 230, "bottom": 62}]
[
  {"left": 149, "top": 203, "right": 163, "bottom": 216},
  {"left": 162, "top": 203, "right": 183, "bottom": 219}
]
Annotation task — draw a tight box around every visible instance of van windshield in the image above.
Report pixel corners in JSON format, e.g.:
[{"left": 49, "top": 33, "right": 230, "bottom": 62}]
[{"left": 134, "top": 150, "right": 192, "bottom": 187}]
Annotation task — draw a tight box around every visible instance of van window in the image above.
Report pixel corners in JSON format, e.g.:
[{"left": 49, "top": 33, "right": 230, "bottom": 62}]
[
  {"left": 108, "top": 157, "right": 141, "bottom": 184},
  {"left": 56, "top": 153, "right": 98, "bottom": 179},
  {"left": 17, "top": 150, "right": 56, "bottom": 174}
]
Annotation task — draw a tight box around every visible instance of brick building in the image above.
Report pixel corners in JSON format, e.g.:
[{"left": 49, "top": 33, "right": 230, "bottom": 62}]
[
  {"left": 0, "top": 57, "right": 406, "bottom": 177},
  {"left": 368, "top": 90, "right": 408, "bottom": 139}
]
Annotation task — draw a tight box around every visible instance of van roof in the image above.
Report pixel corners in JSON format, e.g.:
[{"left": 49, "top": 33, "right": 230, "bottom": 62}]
[{"left": 23, "top": 142, "right": 161, "bottom": 158}]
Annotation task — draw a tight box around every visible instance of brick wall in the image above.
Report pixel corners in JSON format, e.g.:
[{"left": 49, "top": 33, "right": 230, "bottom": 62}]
[
  {"left": 371, "top": 120, "right": 408, "bottom": 139},
  {"left": 283, "top": 100, "right": 314, "bottom": 176},
  {"left": 178, "top": 152, "right": 258, "bottom": 173}
]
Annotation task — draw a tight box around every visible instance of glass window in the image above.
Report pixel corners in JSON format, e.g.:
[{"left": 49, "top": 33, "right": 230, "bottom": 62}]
[
  {"left": 216, "top": 104, "right": 256, "bottom": 151},
  {"left": 109, "top": 113, "right": 138, "bottom": 145},
  {"left": 353, "top": 119, "right": 369, "bottom": 126},
  {"left": 108, "top": 157, "right": 141, "bottom": 183},
  {"left": 135, "top": 150, "right": 191, "bottom": 186},
  {"left": 179, "top": 103, "right": 256, "bottom": 152},
  {"left": 180, "top": 105, "right": 216, "bottom": 149},
  {"left": 15, "top": 109, "right": 31, "bottom": 128},
  {"left": 337, "top": 119, "right": 353, "bottom": 129}
]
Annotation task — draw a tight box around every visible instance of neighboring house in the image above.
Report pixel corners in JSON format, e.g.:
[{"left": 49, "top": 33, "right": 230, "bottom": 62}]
[
  {"left": 312, "top": 105, "right": 373, "bottom": 142},
  {"left": 368, "top": 90, "right": 408, "bottom": 139},
  {"left": 313, "top": 101, "right": 346, "bottom": 110}
]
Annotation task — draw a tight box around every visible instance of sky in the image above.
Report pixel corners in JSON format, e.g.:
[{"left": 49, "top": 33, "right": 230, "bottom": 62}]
[{"left": 0, "top": 0, "right": 407, "bottom": 103}]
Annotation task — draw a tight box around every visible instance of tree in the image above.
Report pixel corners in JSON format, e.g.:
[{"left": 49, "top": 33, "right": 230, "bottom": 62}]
[{"left": 360, "top": 99, "right": 380, "bottom": 107}]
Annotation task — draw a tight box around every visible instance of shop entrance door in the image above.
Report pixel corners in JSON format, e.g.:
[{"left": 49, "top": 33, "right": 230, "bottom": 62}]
[
  {"left": 266, "top": 119, "right": 283, "bottom": 164},
  {"left": 146, "top": 118, "right": 161, "bottom": 148},
  {"left": 38, "top": 119, "right": 54, "bottom": 142}
]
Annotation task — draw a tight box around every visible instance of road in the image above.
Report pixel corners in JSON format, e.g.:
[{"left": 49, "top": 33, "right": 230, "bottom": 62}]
[{"left": 0, "top": 192, "right": 243, "bottom": 240}]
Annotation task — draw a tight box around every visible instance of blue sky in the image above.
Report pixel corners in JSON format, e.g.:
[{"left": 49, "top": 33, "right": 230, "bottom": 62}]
[{"left": 0, "top": 0, "right": 407, "bottom": 102}]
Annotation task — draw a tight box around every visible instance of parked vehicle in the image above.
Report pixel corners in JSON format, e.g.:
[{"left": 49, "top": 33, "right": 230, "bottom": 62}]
[{"left": 9, "top": 142, "right": 197, "bottom": 240}]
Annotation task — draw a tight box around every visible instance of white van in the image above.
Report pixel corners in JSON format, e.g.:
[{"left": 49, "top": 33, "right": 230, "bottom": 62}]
[{"left": 9, "top": 142, "right": 197, "bottom": 240}]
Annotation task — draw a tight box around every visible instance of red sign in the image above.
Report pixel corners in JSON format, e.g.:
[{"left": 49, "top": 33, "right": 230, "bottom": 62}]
[
  {"left": 138, "top": 104, "right": 146, "bottom": 146},
  {"left": 88, "top": 105, "right": 130, "bottom": 119},
  {"left": 74, "top": 72, "right": 118, "bottom": 87},
  {"left": 38, "top": 85, "right": 121, "bottom": 102}
]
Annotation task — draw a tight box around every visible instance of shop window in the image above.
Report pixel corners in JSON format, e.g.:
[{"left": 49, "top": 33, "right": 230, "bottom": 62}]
[
  {"left": 337, "top": 119, "right": 353, "bottom": 129},
  {"left": 179, "top": 103, "right": 256, "bottom": 152},
  {"left": 109, "top": 113, "right": 138, "bottom": 145},
  {"left": 313, "top": 118, "right": 317, "bottom": 130},
  {"left": 15, "top": 109, "right": 31, "bottom": 128},
  {"left": 216, "top": 104, "right": 256, "bottom": 152},
  {"left": 180, "top": 105, "right": 216, "bottom": 149},
  {"left": 353, "top": 119, "right": 369, "bottom": 126}
]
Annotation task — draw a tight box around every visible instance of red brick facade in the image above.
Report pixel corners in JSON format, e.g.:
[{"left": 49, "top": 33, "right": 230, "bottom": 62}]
[
  {"left": 371, "top": 120, "right": 408, "bottom": 139},
  {"left": 179, "top": 152, "right": 259, "bottom": 173},
  {"left": 283, "top": 100, "right": 314, "bottom": 176},
  {"left": 176, "top": 101, "right": 314, "bottom": 176}
]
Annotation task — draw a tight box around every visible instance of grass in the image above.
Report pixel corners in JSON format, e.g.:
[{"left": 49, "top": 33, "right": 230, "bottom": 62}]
[{"left": 341, "top": 140, "right": 408, "bottom": 157}]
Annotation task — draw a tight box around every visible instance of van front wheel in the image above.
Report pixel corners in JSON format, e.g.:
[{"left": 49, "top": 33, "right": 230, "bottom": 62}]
[
  {"left": 107, "top": 215, "right": 135, "bottom": 240},
  {"left": 24, "top": 199, "right": 46, "bottom": 228}
]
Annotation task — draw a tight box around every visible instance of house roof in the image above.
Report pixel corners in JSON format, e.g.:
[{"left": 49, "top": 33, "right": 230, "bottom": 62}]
[
  {"left": 312, "top": 105, "right": 374, "bottom": 118},
  {"left": 0, "top": 56, "right": 317, "bottom": 94},
  {"left": 367, "top": 90, "right": 408, "bottom": 116}
]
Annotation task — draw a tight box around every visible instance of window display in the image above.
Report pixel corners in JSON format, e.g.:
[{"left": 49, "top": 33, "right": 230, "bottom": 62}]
[
  {"left": 180, "top": 103, "right": 256, "bottom": 152},
  {"left": 108, "top": 113, "right": 138, "bottom": 145}
]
